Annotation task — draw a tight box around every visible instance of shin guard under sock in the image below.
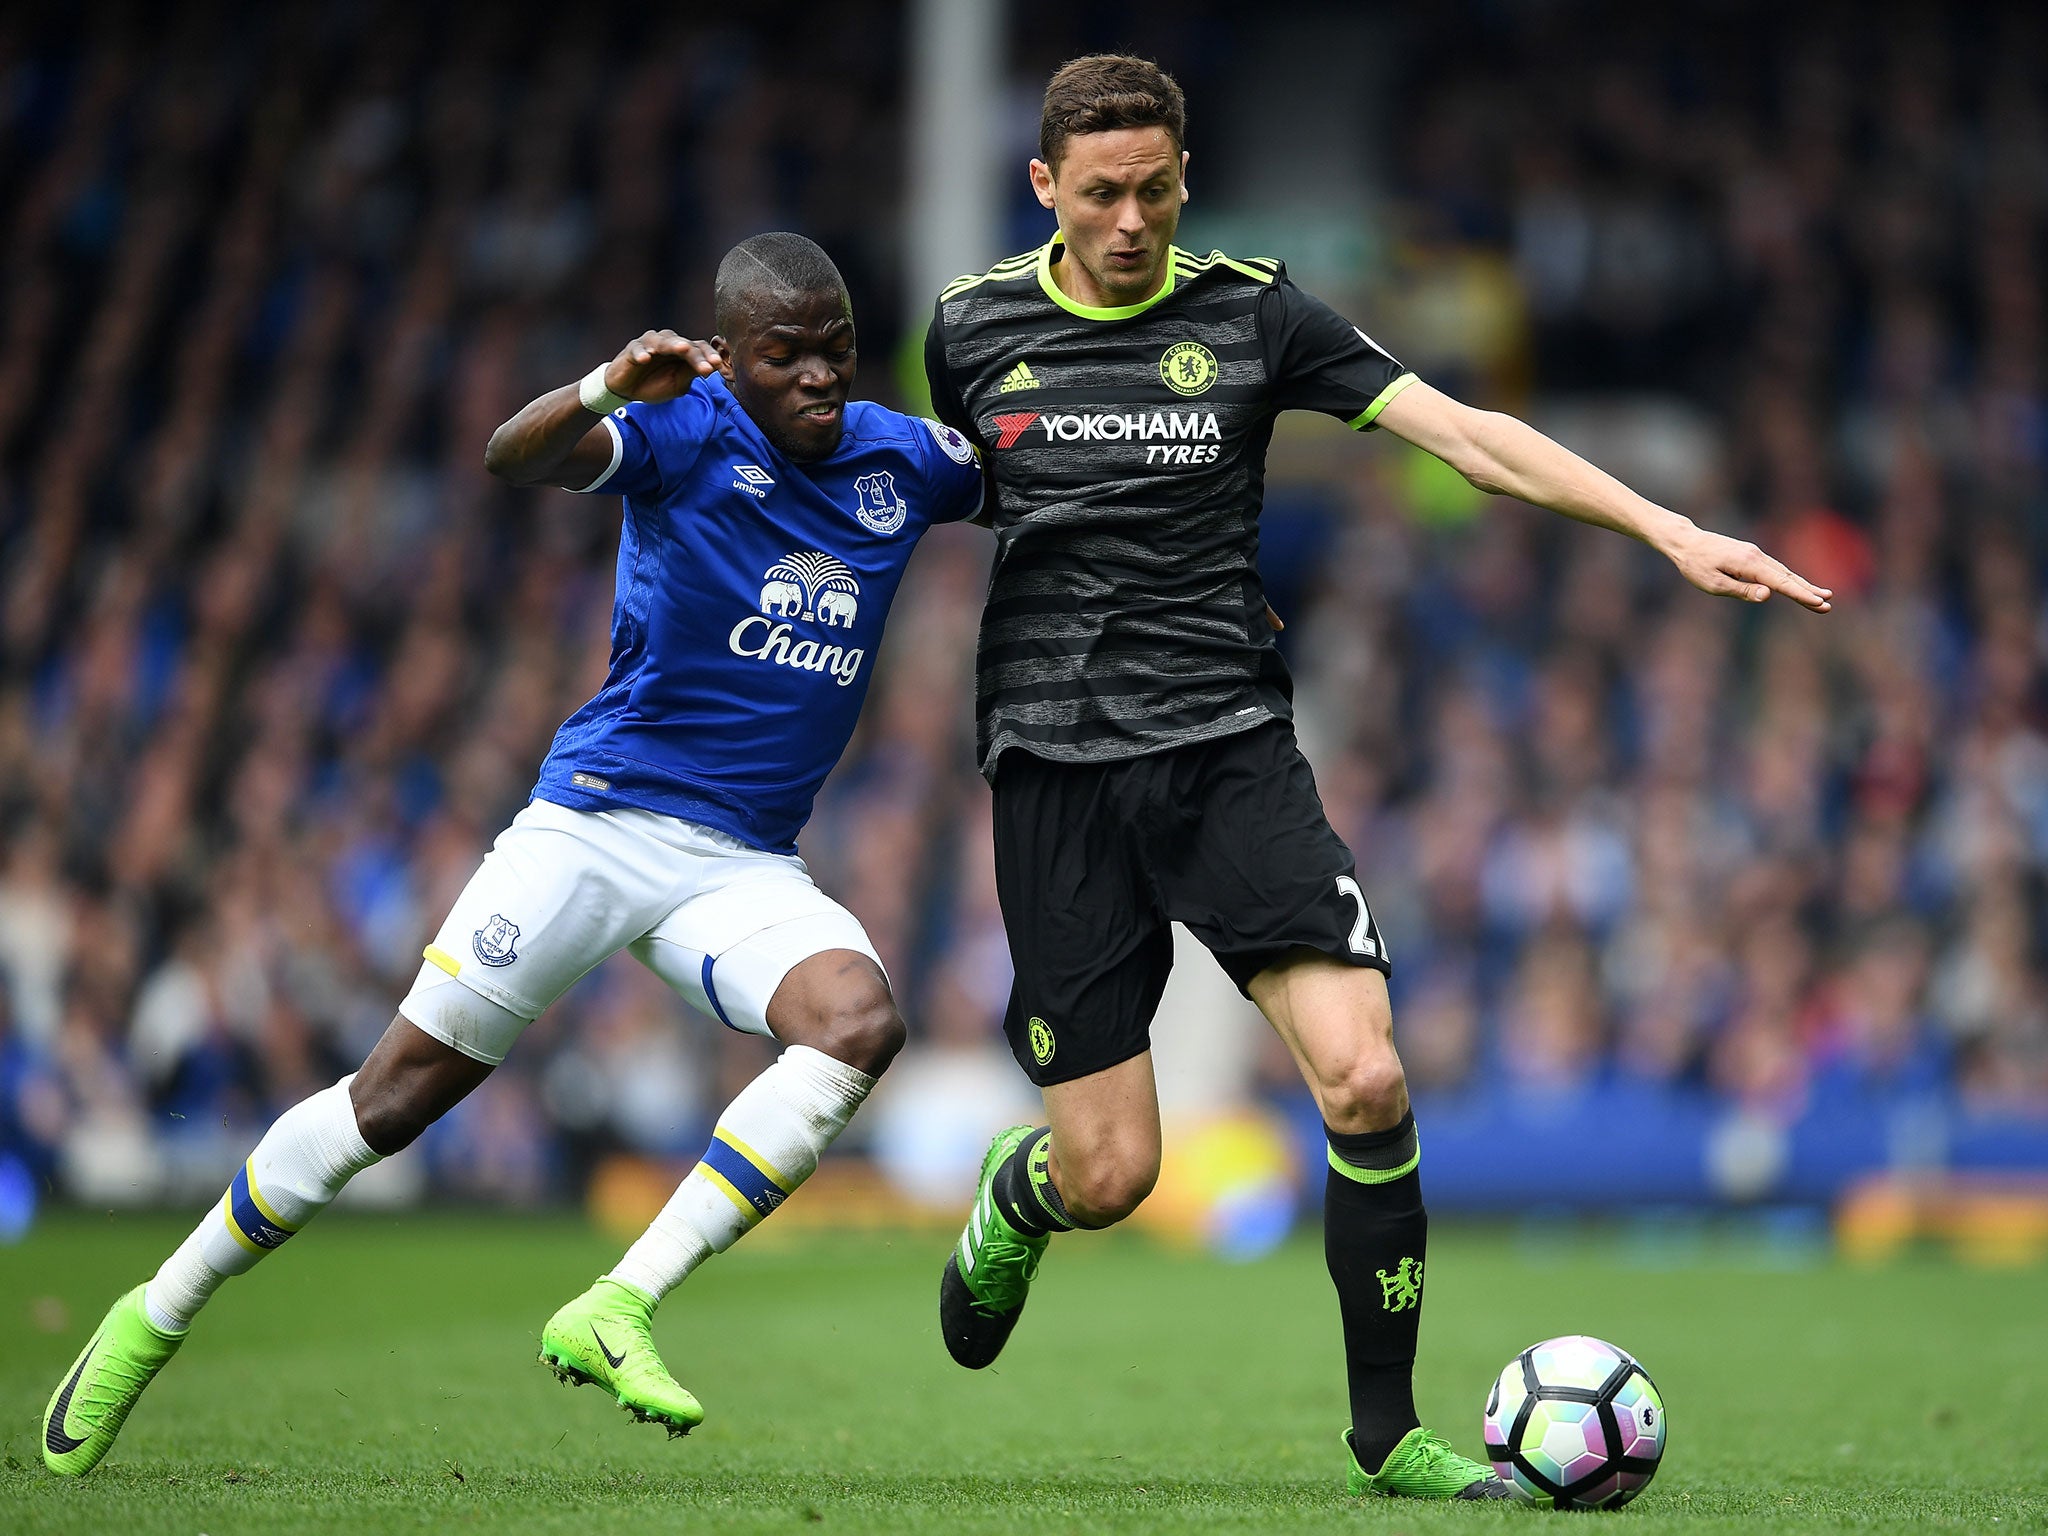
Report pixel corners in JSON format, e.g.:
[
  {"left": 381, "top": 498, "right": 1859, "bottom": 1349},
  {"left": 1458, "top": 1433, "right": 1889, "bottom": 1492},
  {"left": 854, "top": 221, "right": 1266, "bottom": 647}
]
[{"left": 1325, "top": 1111, "right": 1425, "bottom": 1470}]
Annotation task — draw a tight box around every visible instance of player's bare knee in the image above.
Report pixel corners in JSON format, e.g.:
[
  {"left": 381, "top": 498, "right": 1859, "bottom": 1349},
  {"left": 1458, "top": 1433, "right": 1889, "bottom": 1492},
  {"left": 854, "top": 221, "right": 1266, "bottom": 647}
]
[
  {"left": 1318, "top": 1055, "right": 1409, "bottom": 1135},
  {"left": 1061, "top": 1152, "right": 1158, "bottom": 1226},
  {"left": 806, "top": 988, "right": 905, "bottom": 1077}
]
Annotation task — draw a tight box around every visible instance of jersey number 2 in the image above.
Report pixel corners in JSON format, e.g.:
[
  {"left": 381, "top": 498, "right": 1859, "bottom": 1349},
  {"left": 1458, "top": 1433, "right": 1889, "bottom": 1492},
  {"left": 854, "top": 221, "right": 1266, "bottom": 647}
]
[{"left": 1335, "top": 876, "right": 1380, "bottom": 960}]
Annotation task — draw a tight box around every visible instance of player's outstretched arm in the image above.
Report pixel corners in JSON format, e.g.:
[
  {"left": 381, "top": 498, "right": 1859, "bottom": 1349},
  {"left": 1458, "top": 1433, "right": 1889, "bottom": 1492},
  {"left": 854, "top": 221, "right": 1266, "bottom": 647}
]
[
  {"left": 1374, "top": 381, "right": 1832, "bottom": 613},
  {"left": 483, "top": 331, "right": 723, "bottom": 490}
]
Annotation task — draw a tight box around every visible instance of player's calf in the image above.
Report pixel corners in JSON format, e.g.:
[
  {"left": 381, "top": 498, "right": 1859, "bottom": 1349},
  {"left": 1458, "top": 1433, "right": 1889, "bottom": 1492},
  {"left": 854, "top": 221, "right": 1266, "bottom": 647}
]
[{"left": 349, "top": 1014, "right": 497, "bottom": 1152}]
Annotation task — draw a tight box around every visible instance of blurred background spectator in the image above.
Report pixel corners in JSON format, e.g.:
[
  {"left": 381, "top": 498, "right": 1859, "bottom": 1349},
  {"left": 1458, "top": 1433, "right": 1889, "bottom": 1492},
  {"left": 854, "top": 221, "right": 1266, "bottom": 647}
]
[{"left": 0, "top": 0, "right": 2042, "bottom": 1224}]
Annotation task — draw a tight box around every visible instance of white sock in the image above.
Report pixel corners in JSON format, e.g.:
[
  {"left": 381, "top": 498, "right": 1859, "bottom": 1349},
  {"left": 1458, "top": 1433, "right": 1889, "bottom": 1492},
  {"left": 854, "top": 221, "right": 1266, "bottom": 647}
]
[
  {"left": 143, "top": 1075, "right": 382, "bottom": 1332},
  {"left": 608, "top": 1045, "right": 874, "bottom": 1302}
]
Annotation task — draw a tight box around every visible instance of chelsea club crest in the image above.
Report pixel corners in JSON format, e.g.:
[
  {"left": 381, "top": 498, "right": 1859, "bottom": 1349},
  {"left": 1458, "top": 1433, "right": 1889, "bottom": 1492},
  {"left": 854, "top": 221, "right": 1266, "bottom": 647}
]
[{"left": 851, "top": 471, "right": 907, "bottom": 535}]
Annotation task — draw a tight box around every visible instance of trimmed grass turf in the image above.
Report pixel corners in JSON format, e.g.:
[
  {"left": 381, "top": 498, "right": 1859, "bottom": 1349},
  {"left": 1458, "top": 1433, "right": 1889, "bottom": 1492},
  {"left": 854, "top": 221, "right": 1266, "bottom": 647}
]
[{"left": 1, "top": 1214, "right": 2042, "bottom": 1533}]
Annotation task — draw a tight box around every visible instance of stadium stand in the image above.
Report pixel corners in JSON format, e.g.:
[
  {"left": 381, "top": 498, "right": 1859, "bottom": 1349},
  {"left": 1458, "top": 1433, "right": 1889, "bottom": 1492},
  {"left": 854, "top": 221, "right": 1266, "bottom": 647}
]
[{"left": 0, "top": 1, "right": 2041, "bottom": 1217}]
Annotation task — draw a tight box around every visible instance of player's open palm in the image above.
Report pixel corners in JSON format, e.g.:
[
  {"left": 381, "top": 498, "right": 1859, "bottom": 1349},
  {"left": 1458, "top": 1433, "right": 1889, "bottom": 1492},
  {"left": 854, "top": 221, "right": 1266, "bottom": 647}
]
[
  {"left": 606, "top": 330, "right": 722, "bottom": 405},
  {"left": 1666, "top": 524, "right": 1833, "bottom": 613}
]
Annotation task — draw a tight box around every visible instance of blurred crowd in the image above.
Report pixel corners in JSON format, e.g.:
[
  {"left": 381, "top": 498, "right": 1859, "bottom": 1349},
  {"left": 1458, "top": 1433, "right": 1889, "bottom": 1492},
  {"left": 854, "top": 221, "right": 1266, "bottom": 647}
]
[
  {"left": 0, "top": 2, "right": 2043, "bottom": 1213},
  {"left": 1346, "top": 1, "right": 2048, "bottom": 1127}
]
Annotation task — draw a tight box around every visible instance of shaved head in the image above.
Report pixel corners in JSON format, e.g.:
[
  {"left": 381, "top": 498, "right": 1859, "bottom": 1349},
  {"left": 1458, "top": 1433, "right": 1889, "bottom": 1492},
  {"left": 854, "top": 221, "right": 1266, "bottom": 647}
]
[{"left": 714, "top": 232, "right": 850, "bottom": 338}]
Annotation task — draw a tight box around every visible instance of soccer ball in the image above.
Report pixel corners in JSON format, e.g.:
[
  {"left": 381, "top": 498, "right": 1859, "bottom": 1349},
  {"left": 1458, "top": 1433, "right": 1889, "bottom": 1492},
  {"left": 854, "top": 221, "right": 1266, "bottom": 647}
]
[{"left": 1482, "top": 1335, "right": 1666, "bottom": 1509}]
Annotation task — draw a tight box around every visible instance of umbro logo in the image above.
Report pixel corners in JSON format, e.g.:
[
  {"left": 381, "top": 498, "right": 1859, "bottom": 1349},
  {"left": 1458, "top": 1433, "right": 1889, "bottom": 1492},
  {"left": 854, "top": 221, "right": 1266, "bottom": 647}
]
[
  {"left": 731, "top": 464, "right": 774, "bottom": 498},
  {"left": 998, "top": 360, "right": 1039, "bottom": 393}
]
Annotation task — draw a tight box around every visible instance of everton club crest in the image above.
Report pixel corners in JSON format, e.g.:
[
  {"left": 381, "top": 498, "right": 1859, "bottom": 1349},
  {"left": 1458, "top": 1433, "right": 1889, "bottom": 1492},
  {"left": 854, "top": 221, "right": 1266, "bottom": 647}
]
[
  {"left": 473, "top": 913, "right": 521, "bottom": 967},
  {"left": 851, "top": 471, "right": 907, "bottom": 535}
]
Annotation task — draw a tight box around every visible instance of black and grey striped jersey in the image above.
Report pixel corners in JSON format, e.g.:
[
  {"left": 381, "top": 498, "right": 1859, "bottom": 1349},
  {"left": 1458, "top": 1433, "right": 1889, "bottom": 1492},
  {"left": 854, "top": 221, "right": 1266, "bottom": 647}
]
[{"left": 925, "top": 233, "right": 1417, "bottom": 779}]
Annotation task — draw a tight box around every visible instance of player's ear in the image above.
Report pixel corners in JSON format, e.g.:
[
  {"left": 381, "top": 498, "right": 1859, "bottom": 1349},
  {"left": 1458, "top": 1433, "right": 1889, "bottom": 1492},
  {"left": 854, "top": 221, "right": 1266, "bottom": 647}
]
[
  {"left": 1029, "top": 158, "right": 1057, "bottom": 211},
  {"left": 1179, "top": 150, "right": 1190, "bottom": 204},
  {"left": 710, "top": 335, "right": 735, "bottom": 381}
]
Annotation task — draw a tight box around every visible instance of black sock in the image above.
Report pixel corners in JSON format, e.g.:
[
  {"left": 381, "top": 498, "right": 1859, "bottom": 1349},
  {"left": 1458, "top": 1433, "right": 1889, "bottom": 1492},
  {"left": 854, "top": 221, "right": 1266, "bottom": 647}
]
[
  {"left": 990, "top": 1127, "right": 1077, "bottom": 1237},
  {"left": 1325, "top": 1111, "right": 1425, "bottom": 1471}
]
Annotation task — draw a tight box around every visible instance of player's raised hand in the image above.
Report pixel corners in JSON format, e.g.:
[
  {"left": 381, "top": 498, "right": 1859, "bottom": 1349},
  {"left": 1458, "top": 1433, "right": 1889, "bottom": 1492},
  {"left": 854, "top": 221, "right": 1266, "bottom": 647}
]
[
  {"left": 605, "top": 330, "right": 723, "bottom": 405},
  {"left": 1663, "top": 523, "right": 1833, "bottom": 613}
]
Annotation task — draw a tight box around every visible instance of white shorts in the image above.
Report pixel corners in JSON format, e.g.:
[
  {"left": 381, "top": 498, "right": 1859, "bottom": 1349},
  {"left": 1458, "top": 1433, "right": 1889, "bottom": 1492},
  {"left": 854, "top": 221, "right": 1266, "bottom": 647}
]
[{"left": 398, "top": 799, "right": 883, "bottom": 1065}]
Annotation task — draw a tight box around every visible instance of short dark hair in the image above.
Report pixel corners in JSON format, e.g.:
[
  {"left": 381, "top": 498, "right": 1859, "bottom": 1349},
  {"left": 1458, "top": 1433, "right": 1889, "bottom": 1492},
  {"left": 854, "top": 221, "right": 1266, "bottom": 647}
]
[
  {"left": 713, "top": 232, "right": 848, "bottom": 337},
  {"left": 1038, "top": 54, "right": 1186, "bottom": 172}
]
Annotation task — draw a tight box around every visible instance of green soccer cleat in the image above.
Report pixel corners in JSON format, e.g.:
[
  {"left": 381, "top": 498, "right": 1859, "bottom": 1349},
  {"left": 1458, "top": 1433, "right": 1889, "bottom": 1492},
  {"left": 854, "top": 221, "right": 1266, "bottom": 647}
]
[
  {"left": 42, "top": 1284, "right": 186, "bottom": 1476},
  {"left": 939, "top": 1125, "right": 1048, "bottom": 1369},
  {"left": 538, "top": 1278, "right": 704, "bottom": 1438},
  {"left": 1347, "top": 1426, "right": 1513, "bottom": 1500}
]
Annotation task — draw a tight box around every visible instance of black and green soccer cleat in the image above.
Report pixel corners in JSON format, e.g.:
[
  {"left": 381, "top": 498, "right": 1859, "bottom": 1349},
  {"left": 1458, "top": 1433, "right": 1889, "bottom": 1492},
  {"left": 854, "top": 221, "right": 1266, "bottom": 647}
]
[
  {"left": 1346, "top": 1426, "right": 1513, "bottom": 1500},
  {"left": 939, "top": 1125, "right": 1049, "bottom": 1369},
  {"left": 538, "top": 1278, "right": 704, "bottom": 1438},
  {"left": 42, "top": 1284, "right": 186, "bottom": 1476}
]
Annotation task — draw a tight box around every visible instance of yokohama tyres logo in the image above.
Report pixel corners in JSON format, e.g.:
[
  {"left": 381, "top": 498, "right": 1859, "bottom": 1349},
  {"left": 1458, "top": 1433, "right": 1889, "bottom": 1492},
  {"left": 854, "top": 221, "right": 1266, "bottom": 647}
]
[
  {"left": 987, "top": 409, "right": 1220, "bottom": 449},
  {"left": 991, "top": 411, "right": 1040, "bottom": 449}
]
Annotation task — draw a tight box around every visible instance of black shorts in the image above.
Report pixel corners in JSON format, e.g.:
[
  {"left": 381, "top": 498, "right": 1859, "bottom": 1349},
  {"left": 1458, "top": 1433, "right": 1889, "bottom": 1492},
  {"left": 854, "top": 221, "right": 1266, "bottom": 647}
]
[{"left": 993, "top": 720, "right": 1389, "bottom": 1087}]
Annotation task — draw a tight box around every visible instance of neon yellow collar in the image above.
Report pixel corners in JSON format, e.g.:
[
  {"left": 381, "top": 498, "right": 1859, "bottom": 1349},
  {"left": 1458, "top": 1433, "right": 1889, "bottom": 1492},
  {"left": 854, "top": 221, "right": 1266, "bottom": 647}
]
[{"left": 1037, "top": 231, "right": 1178, "bottom": 320}]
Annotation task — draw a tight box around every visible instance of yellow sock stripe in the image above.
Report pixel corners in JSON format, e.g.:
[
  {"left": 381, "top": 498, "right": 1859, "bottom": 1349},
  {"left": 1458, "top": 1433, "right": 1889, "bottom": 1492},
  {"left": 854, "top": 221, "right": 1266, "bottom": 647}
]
[
  {"left": 424, "top": 944, "right": 462, "bottom": 977},
  {"left": 715, "top": 1130, "right": 795, "bottom": 1193},
  {"left": 221, "top": 1190, "right": 266, "bottom": 1256},
  {"left": 698, "top": 1163, "right": 765, "bottom": 1226},
  {"left": 242, "top": 1162, "right": 301, "bottom": 1233}
]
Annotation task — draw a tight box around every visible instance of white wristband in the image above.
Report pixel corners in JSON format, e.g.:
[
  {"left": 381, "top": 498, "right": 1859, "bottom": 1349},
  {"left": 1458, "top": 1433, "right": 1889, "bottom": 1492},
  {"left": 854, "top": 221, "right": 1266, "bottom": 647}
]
[{"left": 579, "top": 365, "right": 628, "bottom": 416}]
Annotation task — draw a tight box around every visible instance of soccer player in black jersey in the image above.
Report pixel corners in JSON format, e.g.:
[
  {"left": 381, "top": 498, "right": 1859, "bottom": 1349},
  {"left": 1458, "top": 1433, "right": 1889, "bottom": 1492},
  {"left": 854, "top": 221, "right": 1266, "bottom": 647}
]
[{"left": 925, "top": 55, "right": 1831, "bottom": 1501}]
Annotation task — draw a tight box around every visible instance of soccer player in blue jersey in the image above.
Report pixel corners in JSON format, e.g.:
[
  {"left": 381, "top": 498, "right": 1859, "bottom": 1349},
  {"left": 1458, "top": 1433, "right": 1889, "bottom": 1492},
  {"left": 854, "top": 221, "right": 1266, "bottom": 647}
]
[{"left": 42, "top": 233, "right": 986, "bottom": 1475}]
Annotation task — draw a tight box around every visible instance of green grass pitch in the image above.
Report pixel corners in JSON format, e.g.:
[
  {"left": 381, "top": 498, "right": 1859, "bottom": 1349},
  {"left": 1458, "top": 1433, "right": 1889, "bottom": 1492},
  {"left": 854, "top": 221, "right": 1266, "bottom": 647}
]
[{"left": 1, "top": 1213, "right": 2042, "bottom": 1533}]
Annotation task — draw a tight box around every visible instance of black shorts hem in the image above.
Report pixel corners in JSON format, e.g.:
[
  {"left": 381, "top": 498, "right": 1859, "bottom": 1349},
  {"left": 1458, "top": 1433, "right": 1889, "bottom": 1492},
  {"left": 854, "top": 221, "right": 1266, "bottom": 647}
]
[
  {"left": 1007, "top": 1030, "right": 1154, "bottom": 1090},
  {"left": 1214, "top": 938, "right": 1394, "bottom": 997}
]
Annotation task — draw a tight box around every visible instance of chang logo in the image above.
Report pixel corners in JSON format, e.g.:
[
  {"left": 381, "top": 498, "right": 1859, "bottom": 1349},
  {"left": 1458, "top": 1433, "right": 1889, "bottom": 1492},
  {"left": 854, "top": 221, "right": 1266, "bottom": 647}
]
[
  {"left": 730, "top": 551, "right": 867, "bottom": 687},
  {"left": 756, "top": 551, "right": 859, "bottom": 626}
]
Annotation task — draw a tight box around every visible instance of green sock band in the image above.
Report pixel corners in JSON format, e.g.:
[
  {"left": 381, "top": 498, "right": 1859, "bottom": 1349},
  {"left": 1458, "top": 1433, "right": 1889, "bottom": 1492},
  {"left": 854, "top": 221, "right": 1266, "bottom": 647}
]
[{"left": 1327, "top": 1113, "right": 1420, "bottom": 1185}]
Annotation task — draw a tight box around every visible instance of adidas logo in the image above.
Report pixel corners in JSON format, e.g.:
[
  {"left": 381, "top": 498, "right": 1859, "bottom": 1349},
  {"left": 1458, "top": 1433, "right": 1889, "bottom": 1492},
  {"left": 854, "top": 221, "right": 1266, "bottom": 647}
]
[{"left": 997, "top": 360, "right": 1038, "bottom": 393}]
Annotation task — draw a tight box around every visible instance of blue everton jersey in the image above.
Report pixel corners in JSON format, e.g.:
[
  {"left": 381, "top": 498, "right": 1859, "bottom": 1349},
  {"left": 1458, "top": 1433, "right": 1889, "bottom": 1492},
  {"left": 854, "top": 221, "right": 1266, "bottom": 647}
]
[{"left": 535, "top": 372, "right": 983, "bottom": 851}]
